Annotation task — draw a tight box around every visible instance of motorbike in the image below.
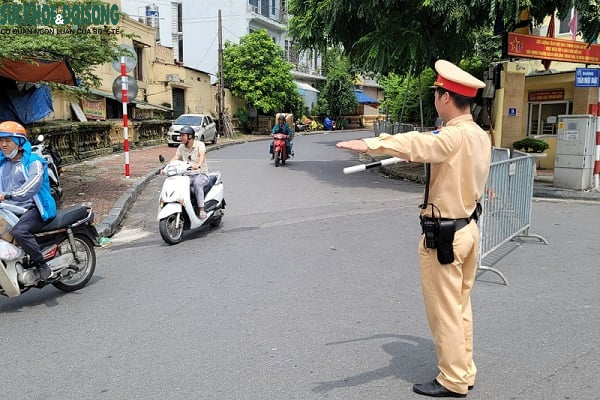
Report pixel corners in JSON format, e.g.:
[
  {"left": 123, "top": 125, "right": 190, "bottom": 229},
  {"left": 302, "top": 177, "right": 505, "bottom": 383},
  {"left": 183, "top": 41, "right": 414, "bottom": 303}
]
[
  {"left": 294, "top": 118, "right": 312, "bottom": 132},
  {"left": 272, "top": 133, "right": 289, "bottom": 167},
  {"left": 157, "top": 156, "right": 226, "bottom": 245},
  {"left": 31, "top": 134, "right": 63, "bottom": 202},
  {"left": 0, "top": 202, "right": 98, "bottom": 298}
]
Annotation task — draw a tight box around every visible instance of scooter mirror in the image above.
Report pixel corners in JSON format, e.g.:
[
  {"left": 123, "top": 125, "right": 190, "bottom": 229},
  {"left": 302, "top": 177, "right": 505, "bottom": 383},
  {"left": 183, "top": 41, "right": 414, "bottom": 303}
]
[
  {"left": 159, "top": 155, "right": 165, "bottom": 163},
  {"left": 37, "top": 134, "right": 44, "bottom": 142}
]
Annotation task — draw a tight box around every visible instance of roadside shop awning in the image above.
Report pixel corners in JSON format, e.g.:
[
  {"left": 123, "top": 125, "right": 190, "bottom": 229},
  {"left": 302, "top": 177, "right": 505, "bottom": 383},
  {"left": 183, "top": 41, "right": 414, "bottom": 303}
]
[
  {"left": 354, "top": 89, "right": 379, "bottom": 105},
  {"left": 0, "top": 58, "right": 76, "bottom": 86},
  {"left": 136, "top": 102, "right": 172, "bottom": 112}
]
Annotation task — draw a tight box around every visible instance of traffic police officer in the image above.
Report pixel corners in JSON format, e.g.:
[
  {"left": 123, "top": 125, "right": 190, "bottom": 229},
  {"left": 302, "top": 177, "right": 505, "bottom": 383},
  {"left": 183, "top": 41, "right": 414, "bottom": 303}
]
[{"left": 337, "top": 60, "right": 490, "bottom": 398}]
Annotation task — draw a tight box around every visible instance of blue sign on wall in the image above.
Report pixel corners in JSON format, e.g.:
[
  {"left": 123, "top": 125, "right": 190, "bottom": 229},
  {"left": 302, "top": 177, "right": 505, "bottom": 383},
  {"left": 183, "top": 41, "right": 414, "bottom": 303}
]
[
  {"left": 508, "top": 108, "right": 517, "bottom": 117},
  {"left": 575, "top": 68, "right": 600, "bottom": 87}
]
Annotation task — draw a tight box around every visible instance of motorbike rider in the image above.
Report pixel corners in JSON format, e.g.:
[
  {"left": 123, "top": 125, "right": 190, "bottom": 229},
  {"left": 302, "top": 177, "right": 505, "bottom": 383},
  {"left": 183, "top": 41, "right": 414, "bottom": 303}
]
[
  {"left": 270, "top": 115, "right": 293, "bottom": 159},
  {"left": 323, "top": 115, "right": 335, "bottom": 131},
  {"left": 167, "top": 125, "right": 209, "bottom": 219},
  {"left": 0, "top": 121, "right": 57, "bottom": 280}
]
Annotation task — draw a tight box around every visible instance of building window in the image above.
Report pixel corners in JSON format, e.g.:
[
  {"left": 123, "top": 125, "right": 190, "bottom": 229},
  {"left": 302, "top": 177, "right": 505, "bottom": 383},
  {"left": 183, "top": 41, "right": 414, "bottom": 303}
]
[
  {"left": 178, "top": 36, "right": 183, "bottom": 63},
  {"left": 134, "top": 45, "right": 143, "bottom": 81},
  {"left": 558, "top": 8, "right": 575, "bottom": 36},
  {"left": 177, "top": 2, "right": 182, "bottom": 32},
  {"left": 527, "top": 101, "right": 571, "bottom": 136},
  {"left": 261, "top": 0, "right": 268, "bottom": 16}
]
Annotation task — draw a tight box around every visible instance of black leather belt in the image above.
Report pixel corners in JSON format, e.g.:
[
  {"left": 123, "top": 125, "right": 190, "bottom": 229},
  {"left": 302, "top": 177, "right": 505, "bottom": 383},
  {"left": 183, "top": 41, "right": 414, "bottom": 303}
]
[{"left": 420, "top": 216, "right": 472, "bottom": 231}]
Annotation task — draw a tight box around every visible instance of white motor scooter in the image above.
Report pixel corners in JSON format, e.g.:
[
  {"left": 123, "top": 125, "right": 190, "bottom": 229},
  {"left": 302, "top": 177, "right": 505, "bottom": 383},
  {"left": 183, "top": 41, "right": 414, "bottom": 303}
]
[{"left": 157, "top": 157, "right": 225, "bottom": 245}]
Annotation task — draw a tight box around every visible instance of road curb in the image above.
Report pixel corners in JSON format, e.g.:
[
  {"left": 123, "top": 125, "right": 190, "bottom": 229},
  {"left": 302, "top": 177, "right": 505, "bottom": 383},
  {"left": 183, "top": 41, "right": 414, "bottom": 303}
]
[{"left": 95, "top": 166, "right": 162, "bottom": 238}]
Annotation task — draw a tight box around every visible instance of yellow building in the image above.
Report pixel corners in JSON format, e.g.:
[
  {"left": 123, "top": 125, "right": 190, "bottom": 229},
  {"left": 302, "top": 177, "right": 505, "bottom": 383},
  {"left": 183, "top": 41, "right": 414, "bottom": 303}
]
[
  {"left": 46, "top": 0, "right": 216, "bottom": 123},
  {"left": 491, "top": 12, "right": 599, "bottom": 170}
]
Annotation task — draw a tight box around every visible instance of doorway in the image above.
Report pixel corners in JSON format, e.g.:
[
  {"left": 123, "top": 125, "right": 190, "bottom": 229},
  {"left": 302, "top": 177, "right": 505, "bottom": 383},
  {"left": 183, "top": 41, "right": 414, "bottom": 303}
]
[{"left": 172, "top": 88, "right": 185, "bottom": 118}]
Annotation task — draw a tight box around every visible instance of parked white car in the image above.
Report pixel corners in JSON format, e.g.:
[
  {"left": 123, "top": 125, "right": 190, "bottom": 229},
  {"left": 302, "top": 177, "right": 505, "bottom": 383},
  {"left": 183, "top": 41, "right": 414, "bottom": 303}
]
[{"left": 167, "top": 114, "right": 218, "bottom": 146}]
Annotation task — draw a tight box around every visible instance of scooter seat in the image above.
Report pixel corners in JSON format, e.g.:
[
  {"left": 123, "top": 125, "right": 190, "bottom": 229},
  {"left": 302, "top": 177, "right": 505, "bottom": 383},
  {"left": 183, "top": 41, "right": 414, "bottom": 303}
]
[{"left": 41, "top": 205, "right": 89, "bottom": 232}]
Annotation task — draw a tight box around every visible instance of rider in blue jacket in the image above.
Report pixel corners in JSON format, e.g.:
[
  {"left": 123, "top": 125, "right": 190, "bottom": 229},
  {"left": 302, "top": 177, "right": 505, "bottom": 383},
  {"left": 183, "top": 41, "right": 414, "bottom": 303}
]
[
  {"left": 270, "top": 115, "right": 293, "bottom": 159},
  {"left": 323, "top": 116, "right": 335, "bottom": 131},
  {"left": 0, "top": 121, "right": 57, "bottom": 281}
]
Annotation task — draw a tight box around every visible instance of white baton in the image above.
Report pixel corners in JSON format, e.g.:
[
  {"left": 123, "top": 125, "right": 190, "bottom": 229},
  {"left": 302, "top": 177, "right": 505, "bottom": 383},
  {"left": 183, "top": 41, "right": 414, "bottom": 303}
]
[{"left": 343, "top": 157, "right": 406, "bottom": 174}]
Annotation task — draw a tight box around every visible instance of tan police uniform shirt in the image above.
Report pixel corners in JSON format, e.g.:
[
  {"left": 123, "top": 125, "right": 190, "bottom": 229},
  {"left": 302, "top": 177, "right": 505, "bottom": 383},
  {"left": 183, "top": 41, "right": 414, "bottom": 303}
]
[
  {"left": 363, "top": 114, "right": 491, "bottom": 219},
  {"left": 176, "top": 140, "right": 209, "bottom": 174}
]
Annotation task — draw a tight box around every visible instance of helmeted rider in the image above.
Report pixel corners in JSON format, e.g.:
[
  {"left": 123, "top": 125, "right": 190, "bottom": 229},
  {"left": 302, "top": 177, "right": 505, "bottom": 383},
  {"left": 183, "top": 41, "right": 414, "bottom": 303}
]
[
  {"left": 270, "top": 115, "right": 293, "bottom": 159},
  {"left": 167, "top": 125, "right": 210, "bottom": 219},
  {"left": 323, "top": 115, "right": 335, "bottom": 131},
  {"left": 0, "top": 121, "right": 57, "bottom": 281}
]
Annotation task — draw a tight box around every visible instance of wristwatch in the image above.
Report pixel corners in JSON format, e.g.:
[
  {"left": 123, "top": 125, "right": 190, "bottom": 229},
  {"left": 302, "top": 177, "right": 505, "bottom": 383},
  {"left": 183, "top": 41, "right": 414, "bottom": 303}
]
[{"left": 3, "top": 193, "right": 12, "bottom": 200}]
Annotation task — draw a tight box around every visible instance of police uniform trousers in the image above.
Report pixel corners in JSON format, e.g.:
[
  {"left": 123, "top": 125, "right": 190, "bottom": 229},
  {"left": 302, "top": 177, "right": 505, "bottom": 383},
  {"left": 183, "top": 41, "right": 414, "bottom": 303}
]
[{"left": 418, "top": 219, "right": 479, "bottom": 395}]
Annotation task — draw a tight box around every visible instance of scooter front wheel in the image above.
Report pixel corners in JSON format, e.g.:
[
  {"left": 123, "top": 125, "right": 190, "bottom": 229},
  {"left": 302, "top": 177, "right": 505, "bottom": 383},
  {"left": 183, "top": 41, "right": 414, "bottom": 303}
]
[
  {"left": 159, "top": 214, "right": 185, "bottom": 245},
  {"left": 274, "top": 150, "right": 281, "bottom": 167}
]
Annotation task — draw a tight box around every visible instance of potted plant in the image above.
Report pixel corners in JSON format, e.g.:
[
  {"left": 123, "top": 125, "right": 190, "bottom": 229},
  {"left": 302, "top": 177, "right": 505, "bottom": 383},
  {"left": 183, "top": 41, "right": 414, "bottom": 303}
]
[{"left": 512, "top": 137, "right": 549, "bottom": 153}]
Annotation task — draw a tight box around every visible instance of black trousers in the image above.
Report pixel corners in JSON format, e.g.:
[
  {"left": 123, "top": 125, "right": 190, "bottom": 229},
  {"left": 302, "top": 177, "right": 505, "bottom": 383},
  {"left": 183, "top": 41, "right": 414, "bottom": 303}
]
[{"left": 12, "top": 207, "right": 46, "bottom": 265}]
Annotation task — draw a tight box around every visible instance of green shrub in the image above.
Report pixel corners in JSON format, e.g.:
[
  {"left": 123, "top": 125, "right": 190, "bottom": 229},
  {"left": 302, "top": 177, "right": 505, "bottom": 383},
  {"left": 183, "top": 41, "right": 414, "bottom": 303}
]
[{"left": 512, "top": 137, "right": 549, "bottom": 153}]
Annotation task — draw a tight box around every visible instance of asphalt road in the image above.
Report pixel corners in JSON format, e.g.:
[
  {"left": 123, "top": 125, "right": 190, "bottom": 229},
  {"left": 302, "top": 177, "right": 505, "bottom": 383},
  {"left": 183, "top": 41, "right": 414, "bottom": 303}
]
[{"left": 1, "top": 130, "right": 599, "bottom": 400}]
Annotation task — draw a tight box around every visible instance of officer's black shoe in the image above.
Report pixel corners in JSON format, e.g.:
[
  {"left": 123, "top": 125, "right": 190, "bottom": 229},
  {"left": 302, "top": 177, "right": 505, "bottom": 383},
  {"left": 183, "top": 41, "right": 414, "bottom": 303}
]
[
  {"left": 36, "top": 264, "right": 53, "bottom": 281},
  {"left": 412, "top": 379, "right": 466, "bottom": 398}
]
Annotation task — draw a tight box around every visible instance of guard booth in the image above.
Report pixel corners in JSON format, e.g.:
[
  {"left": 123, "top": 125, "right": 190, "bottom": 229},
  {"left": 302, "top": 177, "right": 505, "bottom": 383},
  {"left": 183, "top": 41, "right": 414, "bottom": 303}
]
[{"left": 554, "top": 115, "right": 596, "bottom": 190}]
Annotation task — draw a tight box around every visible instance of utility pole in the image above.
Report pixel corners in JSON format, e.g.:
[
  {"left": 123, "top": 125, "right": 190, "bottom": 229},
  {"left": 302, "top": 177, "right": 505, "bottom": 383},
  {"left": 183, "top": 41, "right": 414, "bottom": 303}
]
[{"left": 217, "top": 9, "right": 225, "bottom": 137}]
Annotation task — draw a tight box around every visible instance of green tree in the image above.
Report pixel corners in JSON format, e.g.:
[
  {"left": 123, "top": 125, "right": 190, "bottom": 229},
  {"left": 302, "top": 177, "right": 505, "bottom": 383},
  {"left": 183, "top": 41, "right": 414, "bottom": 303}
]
[
  {"left": 314, "top": 51, "right": 357, "bottom": 120},
  {"left": 288, "top": 0, "right": 492, "bottom": 76},
  {"left": 222, "top": 29, "right": 302, "bottom": 116},
  {"left": 428, "top": 0, "right": 600, "bottom": 45},
  {"left": 379, "top": 69, "right": 437, "bottom": 126},
  {"left": 289, "top": 0, "right": 600, "bottom": 76},
  {"left": 0, "top": 0, "right": 129, "bottom": 88}
]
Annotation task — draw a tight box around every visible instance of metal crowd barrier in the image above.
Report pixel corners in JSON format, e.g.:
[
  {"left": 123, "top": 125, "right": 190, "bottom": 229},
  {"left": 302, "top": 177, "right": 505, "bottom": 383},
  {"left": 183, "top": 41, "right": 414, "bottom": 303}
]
[
  {"left": 373, "top": 120, "right": 415, "bottom": 136},
  {"left": 478, "top": 149, "right": 549, "bottom": 285}
]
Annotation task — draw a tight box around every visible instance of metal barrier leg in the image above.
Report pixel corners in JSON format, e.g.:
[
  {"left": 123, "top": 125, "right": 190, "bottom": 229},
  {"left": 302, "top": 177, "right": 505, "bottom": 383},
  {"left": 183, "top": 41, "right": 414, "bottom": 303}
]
[
  {"left": 516, "top": 227, "right": 550, "bottom": 244},
  {"left": 477, "top": 265, "right": 509, "bottom": 285},
  {"left": 515, "top": 233, "right": 549, "bottom": 244}
]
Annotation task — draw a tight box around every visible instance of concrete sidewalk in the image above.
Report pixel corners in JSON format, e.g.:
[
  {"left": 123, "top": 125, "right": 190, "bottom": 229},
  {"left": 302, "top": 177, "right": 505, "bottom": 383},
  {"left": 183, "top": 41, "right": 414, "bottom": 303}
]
[{"left": 58, "top": 134, "right": 600, "bottom": 239}]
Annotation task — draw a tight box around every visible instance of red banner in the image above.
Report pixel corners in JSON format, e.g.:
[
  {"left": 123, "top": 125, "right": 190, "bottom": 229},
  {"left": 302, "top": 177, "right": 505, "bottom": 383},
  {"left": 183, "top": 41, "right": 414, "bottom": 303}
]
[
  {"left": 507, "top": 32, "right": 600, "bottom": 64},
  {"left": 528, "top": 89, "right": 564, "bottom": 101}
]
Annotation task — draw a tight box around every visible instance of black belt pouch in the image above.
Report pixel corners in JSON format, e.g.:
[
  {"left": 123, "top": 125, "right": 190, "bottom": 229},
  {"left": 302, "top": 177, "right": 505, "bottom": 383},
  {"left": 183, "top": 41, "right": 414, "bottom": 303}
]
[{"left": 437, "top": 220, "right": 455, "bottom": 264}]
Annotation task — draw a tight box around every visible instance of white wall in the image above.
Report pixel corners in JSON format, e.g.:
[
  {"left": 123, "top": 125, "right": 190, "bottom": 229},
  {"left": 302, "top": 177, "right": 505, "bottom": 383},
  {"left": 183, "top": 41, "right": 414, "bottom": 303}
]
[{"left": 182, "top": 0, "right": 248, "bottom": 82}]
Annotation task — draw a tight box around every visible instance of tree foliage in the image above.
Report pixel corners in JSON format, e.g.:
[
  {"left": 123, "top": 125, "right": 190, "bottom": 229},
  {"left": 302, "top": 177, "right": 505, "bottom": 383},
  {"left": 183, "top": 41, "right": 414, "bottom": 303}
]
[
  {"left": 288, "top": 0, "right": 492, "bottom": 76},
  {"left": 379, "top": 69, "right": 436, "bottom": 125},
  {"left": 289, "top": 0, "right": 600, "bottom": 77},
  {"left": 0, "top": 0, "right": 128, "bottom": 88},
  {"left": 222, "top": 29, "right": 302, "bottom": 115},
  {"left": 313, "top": 50, "right": 357, "bottom": 119}
]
